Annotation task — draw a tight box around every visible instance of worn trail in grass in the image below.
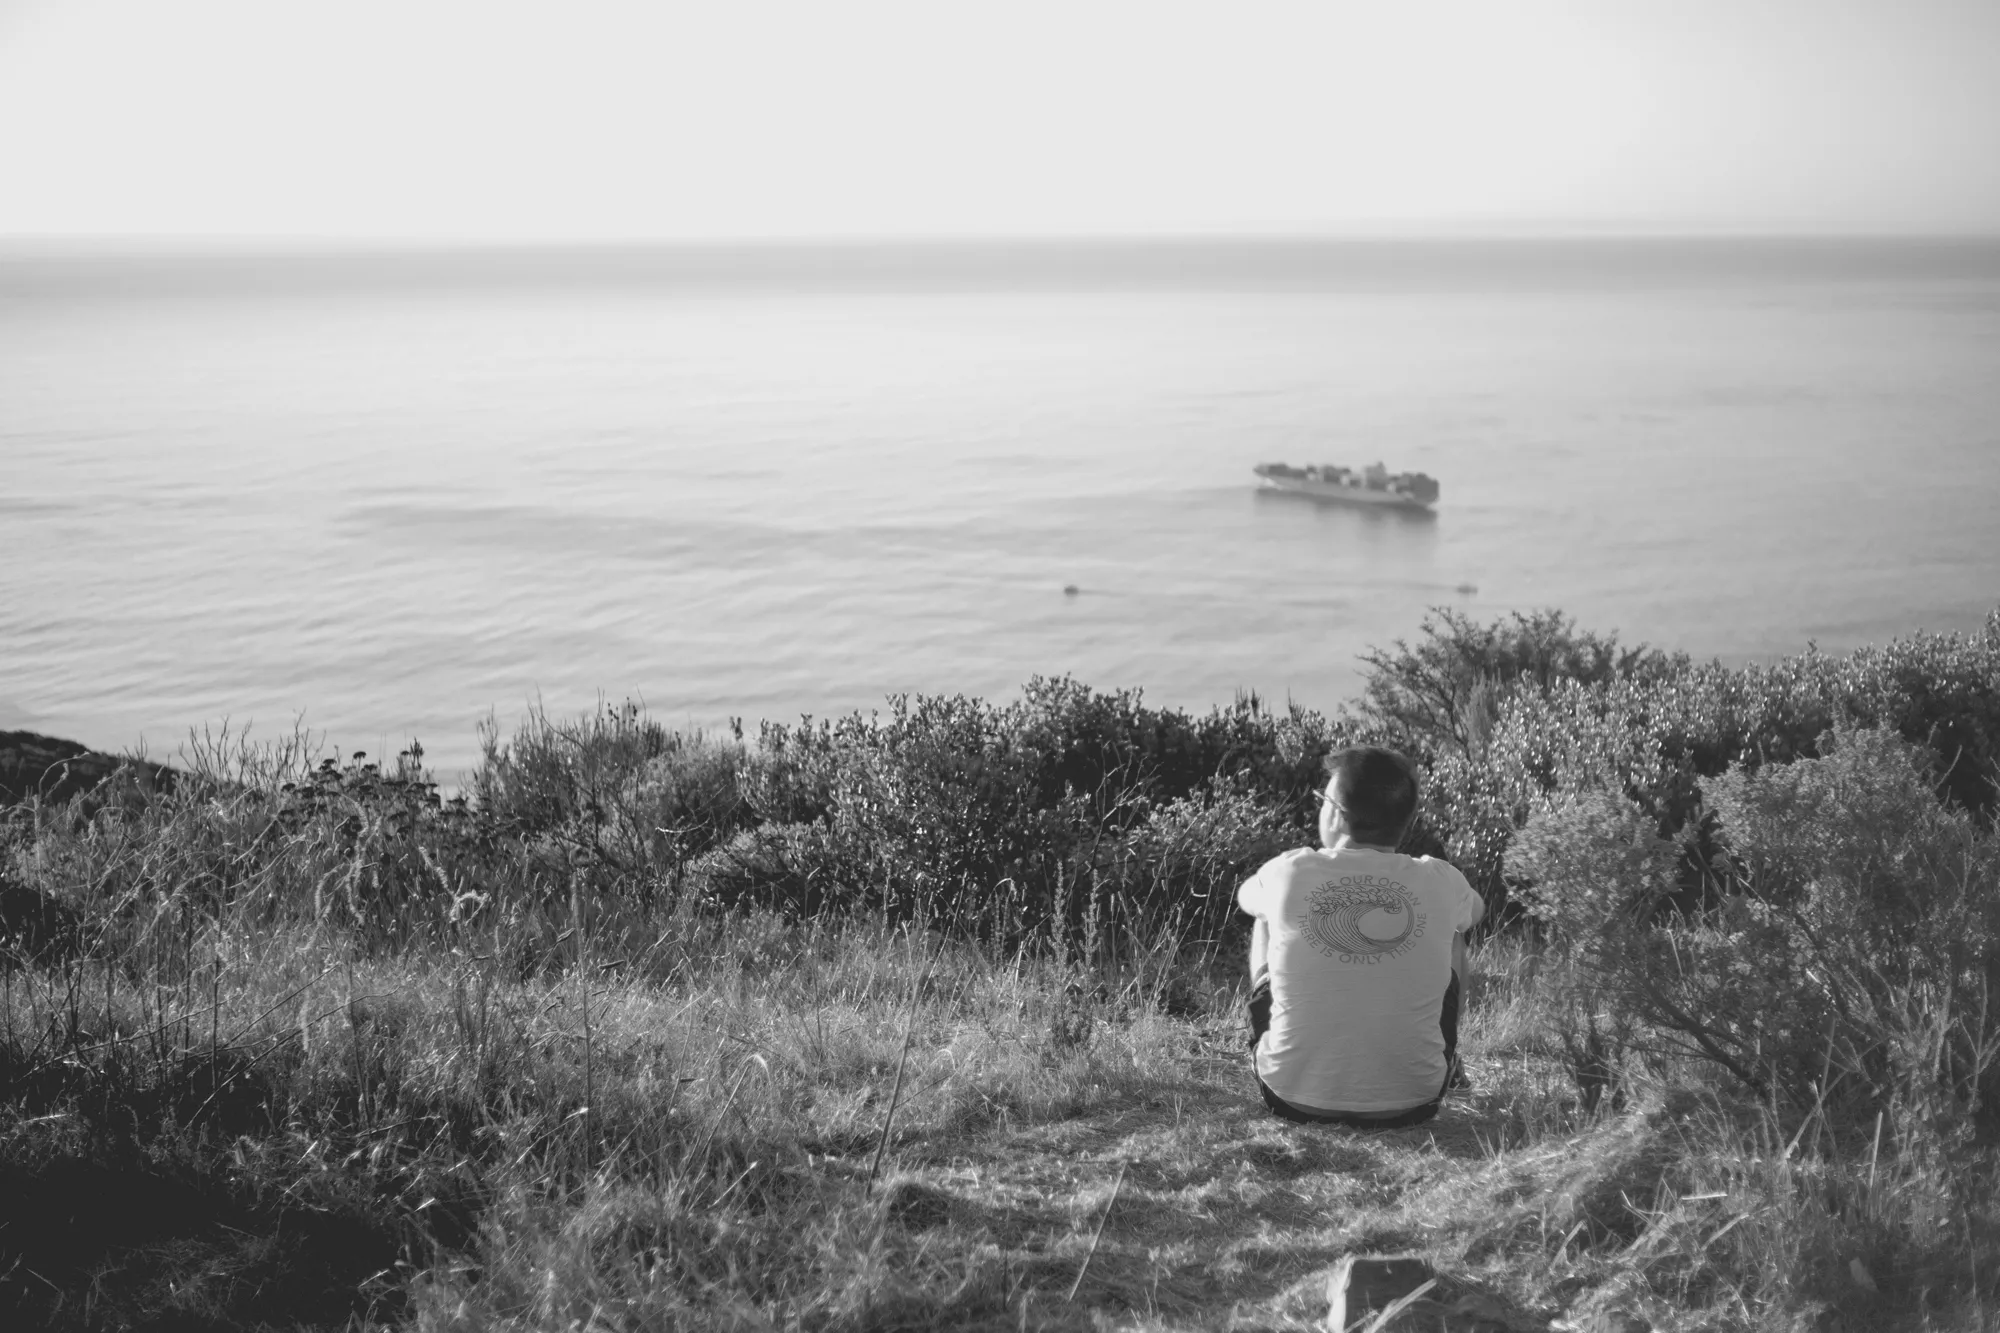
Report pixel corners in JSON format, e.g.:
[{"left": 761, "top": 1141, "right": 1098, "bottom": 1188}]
[{"left": 845, "top": 1040, "right": 1569, "bottom": 1332}]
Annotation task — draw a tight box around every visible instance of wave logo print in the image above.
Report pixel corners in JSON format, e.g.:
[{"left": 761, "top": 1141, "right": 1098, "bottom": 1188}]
[{"left": 1303, "top": 875, "right": 1426, "bottom": 962}]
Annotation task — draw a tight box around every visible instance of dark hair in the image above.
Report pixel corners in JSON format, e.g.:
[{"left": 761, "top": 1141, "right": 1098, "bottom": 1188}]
[{"left": 1325, "top": 746, "right": 1419, "bottom": 845}]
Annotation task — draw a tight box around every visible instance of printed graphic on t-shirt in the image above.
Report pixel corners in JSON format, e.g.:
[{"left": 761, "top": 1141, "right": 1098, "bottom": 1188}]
[{"left": 1298, "top": 874, "right": 1428, "bottom": 964}]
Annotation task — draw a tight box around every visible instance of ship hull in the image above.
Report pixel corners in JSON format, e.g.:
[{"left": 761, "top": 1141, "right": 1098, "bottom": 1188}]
[{"left": 1255, "top": 473, "right": 1435, "bottom": 511}]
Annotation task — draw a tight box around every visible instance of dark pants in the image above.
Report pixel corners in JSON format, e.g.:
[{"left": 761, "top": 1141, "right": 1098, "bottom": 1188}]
[{"left": 1246, "top": 974, "right": 1460, "bottom": 1127}]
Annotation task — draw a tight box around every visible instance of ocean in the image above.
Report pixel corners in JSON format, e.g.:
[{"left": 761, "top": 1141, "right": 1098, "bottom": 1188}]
[{"left": 4, "top": 237, "right": 1998, "bottom": 779}]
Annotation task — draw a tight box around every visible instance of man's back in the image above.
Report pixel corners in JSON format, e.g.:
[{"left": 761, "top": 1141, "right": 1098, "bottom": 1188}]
[{"left": 1239, "top": 844, "right": 1482, "bottom": 1114}]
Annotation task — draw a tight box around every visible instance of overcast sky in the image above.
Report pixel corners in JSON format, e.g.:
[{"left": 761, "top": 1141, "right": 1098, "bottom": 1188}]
[{"left": 2, "top": 0, "right": 1998, "bottom": 240}]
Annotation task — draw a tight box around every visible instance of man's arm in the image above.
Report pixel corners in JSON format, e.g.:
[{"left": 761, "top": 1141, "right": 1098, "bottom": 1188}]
[
  {"left": 1238, "top": 862, "right": 1273, "bottom": 986},
  {"left": 1451, "top": 867, "right": 1482, "bottom": 993}
]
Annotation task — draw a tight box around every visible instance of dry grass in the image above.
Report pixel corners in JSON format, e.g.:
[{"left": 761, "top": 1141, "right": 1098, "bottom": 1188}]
[{"left": 5, "top": 901, "right": 1996, "bottom": 1331}]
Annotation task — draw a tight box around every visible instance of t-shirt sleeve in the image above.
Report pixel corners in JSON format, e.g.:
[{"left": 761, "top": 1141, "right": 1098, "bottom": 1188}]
[
  {"left": 1236, "top": 859, "right": 1276, "bottom": 919},
  {"left": 1446, "top": 863, "right": 1484, "bottom": 932}
]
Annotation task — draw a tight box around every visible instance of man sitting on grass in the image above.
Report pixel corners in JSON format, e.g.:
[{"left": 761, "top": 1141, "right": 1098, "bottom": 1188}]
[{"left": 1238, "top": 746, "right": 1483, "bottom": 1126}]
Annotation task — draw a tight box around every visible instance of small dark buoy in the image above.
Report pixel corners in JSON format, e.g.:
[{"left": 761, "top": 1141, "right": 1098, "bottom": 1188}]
[{"left": 1063, "top": 584, "right": 1080, "bottom": 596}]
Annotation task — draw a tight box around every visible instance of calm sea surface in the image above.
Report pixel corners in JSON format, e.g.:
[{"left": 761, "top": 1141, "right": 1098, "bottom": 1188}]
[{"left": 4, "top": 238, "right": 1999, "bottom": 778}]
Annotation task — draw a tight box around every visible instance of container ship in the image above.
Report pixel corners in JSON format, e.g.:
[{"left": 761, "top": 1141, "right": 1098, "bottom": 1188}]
[{"left": 1253, "top": 461, "right": 1440, "bottom": 511}]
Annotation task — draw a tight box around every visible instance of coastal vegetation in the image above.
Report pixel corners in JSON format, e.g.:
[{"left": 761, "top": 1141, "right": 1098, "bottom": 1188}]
[{"left": 3, "top": 608, "right": 1998, "bottom": 1331}]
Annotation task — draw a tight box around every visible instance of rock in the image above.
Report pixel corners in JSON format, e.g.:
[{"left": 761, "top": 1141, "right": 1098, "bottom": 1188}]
[
  {"left": 0, "top": 730, "right": 176, "bottom": 808},
  {"left": 1326, "top": 1254, "right": 1535, "bottom": 1331},
  {"left": 1329, "top": 1255, "right": 1436, "bottom": 1331}
]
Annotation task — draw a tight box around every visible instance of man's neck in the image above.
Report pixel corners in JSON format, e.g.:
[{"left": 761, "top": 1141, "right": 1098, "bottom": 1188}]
[{"left": 1328, "top": 834, "right": 1398, "bottom": 854}]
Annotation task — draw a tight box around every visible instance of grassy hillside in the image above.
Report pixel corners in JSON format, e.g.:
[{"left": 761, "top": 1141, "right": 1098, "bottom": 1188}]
[{"left": 3, "top": 609, "right": 1997, "bottom": 1331}]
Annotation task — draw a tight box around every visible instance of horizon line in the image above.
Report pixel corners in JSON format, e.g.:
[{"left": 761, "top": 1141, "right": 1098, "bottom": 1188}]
[{"left": 7, "top": 224, "right": 2000, "bottom": 255}]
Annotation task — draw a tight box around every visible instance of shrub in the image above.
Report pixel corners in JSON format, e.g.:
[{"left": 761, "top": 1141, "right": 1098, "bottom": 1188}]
[
  {"left": 1705, "top": 729, "right": 2000, "bottom": 1140},
  {"left": 1353, "top": 607, "right": 1678, "bottom": 762},
  {"left": 1505, "top": 789, "right": 1681, "bottom": 1108},
  {"left": 1510, "top": 727, "right": 2000, "bottom": 1144},
  {"left": 472, "top": 701, "right": 751, "bottom": 912},
  {"left": 1413, "top": 609, "right": 2000, "bottom": 927},
  {"left": 712, "top": 682, "right": 1340, "bottom": 946}
]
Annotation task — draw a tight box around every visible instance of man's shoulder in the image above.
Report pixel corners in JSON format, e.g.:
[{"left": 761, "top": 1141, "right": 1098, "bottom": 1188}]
[
  {"left": 1243, "top": 847, "right": 1331, "bottom": 894},
  {"left": 1398, "top": 852, "right": 1467, "bottom": 879},
  {"left": 1398, "top": 854, "right": 1483, "bottom": 916},
  {"left": 1322, "top": 847, "right": 1452, "bottom": 876},
  {"left": 1239, "top": 846, "right": 1328, "bottom": 915},
  {"left": 1256, "top": 846, "right": 1330, "bottom": 877}
]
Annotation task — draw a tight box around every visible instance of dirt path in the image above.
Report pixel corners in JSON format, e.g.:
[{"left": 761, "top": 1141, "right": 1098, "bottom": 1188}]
[{"left": 880, "top": 1049, "right": 1552, "bottom": 1331}]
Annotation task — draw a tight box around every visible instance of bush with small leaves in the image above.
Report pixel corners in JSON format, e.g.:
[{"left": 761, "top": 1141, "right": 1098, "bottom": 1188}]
[{"left": 1510, "top": 726, "right": 2000, "bottom": 1143}]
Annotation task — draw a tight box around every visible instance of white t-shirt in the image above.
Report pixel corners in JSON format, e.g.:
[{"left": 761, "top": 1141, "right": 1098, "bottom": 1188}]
[{"left": 1238, "top": 845, "right": 1483, "bottom": 1114}]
